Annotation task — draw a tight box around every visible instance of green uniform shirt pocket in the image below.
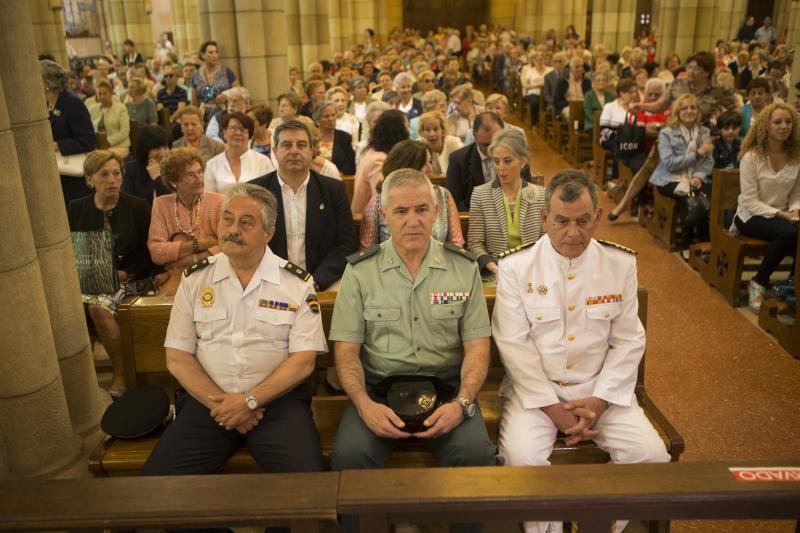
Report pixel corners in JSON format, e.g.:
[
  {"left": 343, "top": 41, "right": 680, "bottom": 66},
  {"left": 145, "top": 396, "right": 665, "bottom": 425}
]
[
  {"left": 430, "top": 302, "right": 465, "bottom": 351},
  {"left": 363, "top": 306, "right": 402, "bottom": 353}
]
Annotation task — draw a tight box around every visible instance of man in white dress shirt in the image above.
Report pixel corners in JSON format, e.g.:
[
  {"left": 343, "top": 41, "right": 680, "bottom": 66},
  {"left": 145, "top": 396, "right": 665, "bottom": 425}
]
[
  {"left": 141, "top": 183, "right": 327, "bottom": 476},
  {"left": 492, "top": 170, "right": 670, "bottom": 533}
]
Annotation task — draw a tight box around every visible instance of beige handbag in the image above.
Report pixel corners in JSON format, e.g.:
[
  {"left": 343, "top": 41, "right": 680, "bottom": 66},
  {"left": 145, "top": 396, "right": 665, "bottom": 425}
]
[{"left": 56, "top": 151, "right": 87, "bottom": 177}]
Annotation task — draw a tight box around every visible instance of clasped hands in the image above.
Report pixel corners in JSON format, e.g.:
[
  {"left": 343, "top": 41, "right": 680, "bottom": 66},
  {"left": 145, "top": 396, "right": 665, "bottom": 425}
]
[
  {"left": 357, "top": 397, "right": 464, "bottom": 440},
  {"left": 544, "top": 396, "right": 609, "bottom": 446},
  {"left": 208, "top": 393, "right": 264, "bottom": 434}
]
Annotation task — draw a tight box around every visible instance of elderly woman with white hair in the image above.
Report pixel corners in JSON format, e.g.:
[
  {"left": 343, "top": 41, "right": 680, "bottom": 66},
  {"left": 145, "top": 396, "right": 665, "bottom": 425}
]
[
  {"left": 467, "top": 128, "right": 545, "bottom": 277},
  {"left": 355, "top": 100, "right": 390, "bottom": 163},
  {"left": 314, "top": 100, "right": 356, "bottom": 175},
  {"left": 206, "top": 85, "right": 250, "bottom": 143},
  {"left": 409, "top": 89, "right": 448, "bottom": 140},
  {"left": 393, "top": 71, "right": 423, "bottom": 120},
  {"left": 42, "top": 59, "right": 98, "bottom": 210}
]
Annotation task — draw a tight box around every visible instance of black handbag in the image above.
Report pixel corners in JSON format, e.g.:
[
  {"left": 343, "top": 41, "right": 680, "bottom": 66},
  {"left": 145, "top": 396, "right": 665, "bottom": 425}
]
[
  {"left": 616, "top": 112, "right": 646, "bottom": 159},
  {"left": 684, "top": 188, "right": 710, "bottom": 226}
]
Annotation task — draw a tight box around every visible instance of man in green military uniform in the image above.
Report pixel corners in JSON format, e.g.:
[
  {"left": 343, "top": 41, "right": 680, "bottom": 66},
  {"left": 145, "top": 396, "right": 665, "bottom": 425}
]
[{"left": 329, "top": 169, "right": 495, "bottom": 531}]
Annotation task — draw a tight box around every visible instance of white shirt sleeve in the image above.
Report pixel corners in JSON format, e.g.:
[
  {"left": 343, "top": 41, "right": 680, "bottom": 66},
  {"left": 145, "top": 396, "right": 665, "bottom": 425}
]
[
  {"left": 164, "top": 276, "right": 198, "bottom": 354},
  {"left": 739, "top": 152, "right": 780, "bottom": 218},
  {"left": 288, "top": 281, "right": 329, "bottom": 355}
]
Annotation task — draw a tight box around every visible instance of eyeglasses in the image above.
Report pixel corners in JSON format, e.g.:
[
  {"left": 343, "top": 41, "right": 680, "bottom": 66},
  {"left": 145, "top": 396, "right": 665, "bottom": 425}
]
[{"left": 227, "top": 126, "right": 247, "bottom": 134}]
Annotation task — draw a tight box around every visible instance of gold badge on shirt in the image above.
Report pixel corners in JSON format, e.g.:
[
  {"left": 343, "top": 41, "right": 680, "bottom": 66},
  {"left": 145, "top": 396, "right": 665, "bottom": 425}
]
[{"left": 200, "top": 287, "right": 215, "bottom": 308}]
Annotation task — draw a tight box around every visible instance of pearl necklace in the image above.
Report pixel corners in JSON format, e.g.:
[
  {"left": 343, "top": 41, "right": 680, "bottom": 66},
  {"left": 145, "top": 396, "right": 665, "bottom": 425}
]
[{"left": 174, "top": 194, "right": 202, "bottom": 237}]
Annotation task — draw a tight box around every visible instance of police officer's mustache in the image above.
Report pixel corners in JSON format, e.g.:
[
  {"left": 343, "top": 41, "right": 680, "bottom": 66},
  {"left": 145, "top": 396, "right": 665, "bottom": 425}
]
[{"left": 224, "top": 233, "right": 245, "bottom": 245}]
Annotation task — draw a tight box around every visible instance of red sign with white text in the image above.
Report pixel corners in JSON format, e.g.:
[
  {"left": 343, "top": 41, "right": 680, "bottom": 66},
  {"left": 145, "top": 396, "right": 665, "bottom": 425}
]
[{"left": 729, "top": 467, "right": 800, "bottom": 482}]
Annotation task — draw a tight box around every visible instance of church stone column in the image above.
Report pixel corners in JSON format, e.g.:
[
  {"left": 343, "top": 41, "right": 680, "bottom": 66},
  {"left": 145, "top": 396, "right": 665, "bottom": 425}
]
[
  {"left": 123, "top": 0, "right": 154, "bottom": 58},
  {"left": 104, "top": 0, "right": 127, "bottom": 57},
  {"left": 789, "top": 1, "right": 800, "bottom": 105},
  {"left": 712, "top": 0, "right": 747, "bottom": 42},
  {"left": 235, "top": 0, "right": 289, "bottom": 105},
  {"left": 173, "top": 0, "right": 203, "bottom": 59},
  {"left": 591, "top": 0, "right": 636, "bottom": 52},
  {"left": 1, "top": 0, "right": 109, "bottom": 444},
  {"left": 656, "top": 0, "right": 694, "bottom": 64},
  {"left": 198, "top": 0, "right": 240, "bottom": 84},
  {"left": 0, "top": 1, "right": 93, "bottom": 479},
  {"left": 29, "top": 0, "right": 69, "bottom": 67}
]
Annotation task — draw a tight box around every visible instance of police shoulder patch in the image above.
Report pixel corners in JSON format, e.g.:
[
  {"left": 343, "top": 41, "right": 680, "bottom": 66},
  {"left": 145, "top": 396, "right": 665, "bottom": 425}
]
[
  {"left": 443, "top": 242, "right": 477, "bottom": 261},
  {"left": 498, "top": 241, "right": 535, "bottom": 260},
  {"left": 284, "top": 262, "right": 312, "bottom": 282},
  {"left": 184, "top": 257, "right": 211, "bottom": 277},
  {"left": 347, "top": 245, "right": 379, "bottom": 264},
  {"left": 597, "top": 239, "right": 637, "bottom": 255}
]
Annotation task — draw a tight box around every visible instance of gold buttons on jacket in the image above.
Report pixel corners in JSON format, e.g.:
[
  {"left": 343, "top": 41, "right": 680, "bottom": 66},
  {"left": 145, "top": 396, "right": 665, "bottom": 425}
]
[
  {"left": 568, "top": 304, "right": 575, "bottom": 311},
  {"left": 536, "top": 314, "right": 542, "bottom": 321},
  {"left": 567, "top": 334, "right": 575, "bottom": 341},
  {"left": 567, "top": 272, "right": 575, "bottom": 280},
  {"left": 566, "top": 363, "right": 573, "bottom": 369}
]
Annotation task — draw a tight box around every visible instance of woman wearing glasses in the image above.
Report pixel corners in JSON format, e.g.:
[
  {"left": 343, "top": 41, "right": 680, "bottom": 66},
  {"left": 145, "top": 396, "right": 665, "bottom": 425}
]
[{"left": 203, "top": 111, "right": 275, "bottom": 194}]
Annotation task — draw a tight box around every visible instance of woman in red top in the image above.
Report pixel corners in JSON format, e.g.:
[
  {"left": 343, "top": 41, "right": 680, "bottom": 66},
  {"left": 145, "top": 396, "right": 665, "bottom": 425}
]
[{"left": 608, "top": 77, "right": 671, "bottom": 221}]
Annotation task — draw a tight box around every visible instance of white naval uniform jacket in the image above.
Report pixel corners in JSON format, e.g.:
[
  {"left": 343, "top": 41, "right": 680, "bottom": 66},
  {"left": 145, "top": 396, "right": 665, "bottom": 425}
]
[
  {"left": 492, "top": 234, "right": 645, "bottom": 410},
  {"left": 164, "top": 246, "right": 328, "bottom": 394}
]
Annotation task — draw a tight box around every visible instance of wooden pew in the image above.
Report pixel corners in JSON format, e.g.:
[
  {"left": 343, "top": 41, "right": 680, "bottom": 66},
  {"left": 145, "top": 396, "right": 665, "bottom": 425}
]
[
  {"left": 699, "top": 169, "right": 772, "bottom": 306},
  {"left": 566, "top": 101, "right": 592, "bottom": 167},
  {"left": 90, "top": 288, "right": 683, "bottom": 476},
  {"left": 337, "top": 461, "right": 800, "bottom": 533},
  {"left": 759, "top": 231, "right": 800, "bottom": 358},
  {"left": 644, "top": 186, "right": 680, "bottom": 251},
  {"left": 0, "top": 472, "right": 339, "bottom": 532},
  {"left": 590, "top": 110, "right": 611, "bottom": 189}
]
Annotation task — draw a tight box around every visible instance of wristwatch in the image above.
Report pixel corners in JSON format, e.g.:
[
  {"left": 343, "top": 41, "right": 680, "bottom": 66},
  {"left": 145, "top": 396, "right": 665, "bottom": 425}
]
[
  {"left": 245, "top": 392, "right": 258, "bottom": 411},
  {"left": 452, "top": 397, "right": 476, "bottom": 418}
]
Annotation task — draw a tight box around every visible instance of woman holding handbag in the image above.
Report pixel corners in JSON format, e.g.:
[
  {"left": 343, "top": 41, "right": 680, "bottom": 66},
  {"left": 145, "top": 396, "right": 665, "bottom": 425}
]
[
  {"left": 650, "top": 93, "right": 715, "bottom": 259},
  {"left": 598, "top": 78, "right": 643, "bottom": 181},
  {"left": 735, "top": 102, "right": 800, "bottom": 312},
  {"left": 69, "top": 150, "right": 156, "bottom": 397}
]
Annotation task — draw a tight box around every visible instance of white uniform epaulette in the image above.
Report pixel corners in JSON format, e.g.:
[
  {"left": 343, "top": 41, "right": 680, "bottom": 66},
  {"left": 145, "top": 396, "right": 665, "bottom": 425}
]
[
  {"left": 596, "top": 239, "right": 637, "bottom": 255},
  {"left": 498, "top": 241, "right": 535, "bottom": 260}
]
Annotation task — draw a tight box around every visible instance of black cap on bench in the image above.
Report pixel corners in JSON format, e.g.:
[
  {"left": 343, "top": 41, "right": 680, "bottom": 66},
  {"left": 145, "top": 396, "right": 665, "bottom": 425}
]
[{"left": 101, "top": 385, "right": 171, "bottom": 439}]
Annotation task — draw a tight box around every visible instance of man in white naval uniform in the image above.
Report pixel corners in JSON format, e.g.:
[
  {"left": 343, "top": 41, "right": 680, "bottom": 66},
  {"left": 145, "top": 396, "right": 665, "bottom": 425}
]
[{"left": 492, "top": 170, "right": 670, "bottom": 533}]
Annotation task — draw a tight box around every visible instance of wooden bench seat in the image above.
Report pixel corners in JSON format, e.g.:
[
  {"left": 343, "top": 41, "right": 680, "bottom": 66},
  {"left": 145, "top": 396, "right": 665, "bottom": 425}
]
[
  {"left": 89, "top": 385, "right": 678, "bottom": 476},
  {"left": 758, "top": 231, "right": 800, "bottom": 358},
  {"left": 91, "top": 287, "right": 683, "bottom": 476},
  {"left": 698, "top": 169, "right": 784, "bottom": 306}
]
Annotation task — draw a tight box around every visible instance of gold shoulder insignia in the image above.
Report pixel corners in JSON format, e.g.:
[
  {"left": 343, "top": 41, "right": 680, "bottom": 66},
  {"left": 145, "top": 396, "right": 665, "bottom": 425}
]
[
  {"left": 347, "top": 245, "right": 379, "bottom": 264},
  {"left": 184, "top": 257, "right": 211, "bottom": 277},
  {"left": 498, "top": 241, "right": 536, "bottom": 260},
  {"left": 443, "top": 242, "right": 477, "bottom": 261},
  {"left": 284, "top": 261, "right": 312, "bottom": 281},
  {"left": 597, "top": 239, "right": 637, "bottom": 255}
]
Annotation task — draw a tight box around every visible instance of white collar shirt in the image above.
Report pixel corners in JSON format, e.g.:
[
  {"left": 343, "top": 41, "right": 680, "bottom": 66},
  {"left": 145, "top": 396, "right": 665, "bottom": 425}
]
[
  {"left": 278, "top": 171, "right": 311, "bottom": 269},
  {"left": 492, "top": 235, "right": 645, "bottom": 409},
  {"left": 204, "top": 149, "right": 276, "bottom": 194},
  {"left": 164, "top": 248, "right": 327, "bottom": 394}
]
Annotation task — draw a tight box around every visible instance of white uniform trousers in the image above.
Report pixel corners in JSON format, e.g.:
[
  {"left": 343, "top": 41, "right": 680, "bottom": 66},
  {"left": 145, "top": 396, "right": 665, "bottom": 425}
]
[{"left": 497, "top": 388, "right": 671, "bottom": 533}]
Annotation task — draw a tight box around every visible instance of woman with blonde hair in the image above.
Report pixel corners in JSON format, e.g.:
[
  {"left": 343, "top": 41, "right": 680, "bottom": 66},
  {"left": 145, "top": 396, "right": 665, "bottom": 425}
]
[
  {"left": 417, "top": 111, "right": 463, "bottom": 174},
  {"left": 125, "top": 76, "right": 158, "bottom": 125},
  {"left": 650, "top": 93, "right": 715, "bottom": 256},
  {"left": 90, "top": 80, "right": 131, "bottom": 157},
  {"left": 735, "top": 102, "right": 800, "bottom": 311},
  {"left": 68, "top": 150, "right": 154, "bottom": 396}
]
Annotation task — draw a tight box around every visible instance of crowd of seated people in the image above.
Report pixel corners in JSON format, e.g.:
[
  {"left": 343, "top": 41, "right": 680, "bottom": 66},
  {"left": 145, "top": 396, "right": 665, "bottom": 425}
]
[{"left": 47, "top": 20, "right": 798, "bottom": 482}]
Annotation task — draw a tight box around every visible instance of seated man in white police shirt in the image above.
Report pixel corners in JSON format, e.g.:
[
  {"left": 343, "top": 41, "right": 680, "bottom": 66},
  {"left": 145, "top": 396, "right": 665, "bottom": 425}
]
[
  {"left": 142, "top": 183, "right": 327, "bottom": 480},
  {"left": 492, "top": 170, "right": 670, "bottom": 533}
]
